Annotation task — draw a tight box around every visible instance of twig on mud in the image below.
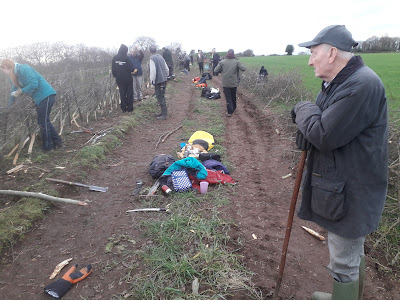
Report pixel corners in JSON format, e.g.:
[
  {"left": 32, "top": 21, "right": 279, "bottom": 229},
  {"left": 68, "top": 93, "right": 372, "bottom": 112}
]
[
  {"left": 155, "top": 132, "right": 169, "bottom": 150},
  {"left": 162, "top": 125, "right": 182, "bottom": 143},
  {"left": 154, "top": 125, "right": 183, "bottom": 149}
]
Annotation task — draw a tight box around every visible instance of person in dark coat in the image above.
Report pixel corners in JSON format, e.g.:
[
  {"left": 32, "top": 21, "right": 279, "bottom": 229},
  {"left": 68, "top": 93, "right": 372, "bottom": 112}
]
[
  {"left": 162, "top": 47, "right": 175, "bottom": 80},
  {"left": 112, "top": 44, "right": 135, "bottom": 112},
  {"left": 211, "top": 48, "right": 221, "bottom": 76},
  {"left": 214, "top": 49, "right": 246, "bottom": 117},
  {"left": 292, "top": 25, "right": 388, "bottom": 300}
]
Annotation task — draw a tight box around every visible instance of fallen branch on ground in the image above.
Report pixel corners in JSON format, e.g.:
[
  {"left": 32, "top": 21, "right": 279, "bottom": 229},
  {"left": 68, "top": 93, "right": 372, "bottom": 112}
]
[
  {"left": 155, "top": 125, "right": 183, "bottom": 149},
  {"left": 0, "top": 190, "right": 88, "bottom": 206}
]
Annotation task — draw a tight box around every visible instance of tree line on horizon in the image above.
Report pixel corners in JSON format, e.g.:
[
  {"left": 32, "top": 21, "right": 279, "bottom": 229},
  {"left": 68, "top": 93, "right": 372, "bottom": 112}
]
[{"left": 285, "top": 35, "right": 400, "bottom": 55}]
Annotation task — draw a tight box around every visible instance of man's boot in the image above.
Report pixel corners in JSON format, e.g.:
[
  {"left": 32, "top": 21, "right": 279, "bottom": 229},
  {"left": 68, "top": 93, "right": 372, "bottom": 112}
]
[
  {"left": 311, "top": 279, "right": 359, "bottom": 300},
  {"left": 157, "top": 106, "right": 167, "bottom": 120},
  {"left": 358, "top": 257, "right": 365, "bottom": 300},
  {"left": 157, "top": 115, "right": 167, "bottom": 120}
]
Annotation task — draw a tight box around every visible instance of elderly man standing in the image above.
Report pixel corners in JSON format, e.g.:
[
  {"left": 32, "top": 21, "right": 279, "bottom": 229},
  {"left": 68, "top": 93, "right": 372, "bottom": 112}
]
[
  {"left": 214, "top": 49, "right": 246, "bottom": 117},
  {"left": 149, "top": 45, "right": 169, "bottom": 120},
  {"left": 292, "top": 25, "right": 388, "bottom": 300}
]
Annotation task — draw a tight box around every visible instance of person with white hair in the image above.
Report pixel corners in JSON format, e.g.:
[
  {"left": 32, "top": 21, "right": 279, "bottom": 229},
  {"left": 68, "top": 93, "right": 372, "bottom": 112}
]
[{"left": 292, "top": 25, "right": 388, "bottom": 300}]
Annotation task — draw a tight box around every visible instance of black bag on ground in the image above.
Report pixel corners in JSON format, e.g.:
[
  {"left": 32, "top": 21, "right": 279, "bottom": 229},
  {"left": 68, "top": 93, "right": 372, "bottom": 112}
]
[
  {"left": 201, "top": 87, "right": 211, "bottom": 97},
  {"left": 205, "top": 92, "right": 221, "bottom": 99},
  {"left": 212, "top": 92, "right": 221, "bottom": 99},
  {"left": 198, "top": 153, "right": 221, "bottom": 162},
  {"left": 149, "top": 154, "right": 175, "bottom": 179},
  {"left": 202, "top": 72, "right": 212, "bottom": 80}
]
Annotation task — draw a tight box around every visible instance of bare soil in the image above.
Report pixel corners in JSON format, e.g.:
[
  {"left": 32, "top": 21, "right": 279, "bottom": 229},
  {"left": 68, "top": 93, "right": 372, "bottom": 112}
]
[{"left": 0, "top": 68, "right": 398, "bottom": 300}]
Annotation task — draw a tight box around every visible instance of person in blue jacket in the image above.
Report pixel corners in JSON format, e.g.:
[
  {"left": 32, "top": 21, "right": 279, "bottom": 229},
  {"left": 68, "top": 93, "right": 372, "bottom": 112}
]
[
  {"left": 1, "top": 58, "right": 63, "bottom": 151},
  {"left": 128, "top": 48, "right": 143, "bottom": 101}
]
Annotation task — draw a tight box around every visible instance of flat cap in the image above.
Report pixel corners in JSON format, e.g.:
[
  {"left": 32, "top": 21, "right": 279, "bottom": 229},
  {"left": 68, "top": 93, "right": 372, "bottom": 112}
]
[{"left": 298, "top": 25, "right": 358, "bottom": 52}]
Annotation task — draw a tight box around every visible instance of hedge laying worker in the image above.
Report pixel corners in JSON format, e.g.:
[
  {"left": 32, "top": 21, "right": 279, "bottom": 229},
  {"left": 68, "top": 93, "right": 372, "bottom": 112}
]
[
  {"left": 291, "top": 25, "right": 388, "bottom": 300},
  {"left": 112, "top": 44, "right": 135, "bottom": 112},
  {"left": 213, "top": 49, "right": 246, "bottom": 117},
  {"left": 1, "top": 58, "right": 63, "bottom": 152},
  {"left": 149, "top": 45, "right": 169, "bottom": 120}
]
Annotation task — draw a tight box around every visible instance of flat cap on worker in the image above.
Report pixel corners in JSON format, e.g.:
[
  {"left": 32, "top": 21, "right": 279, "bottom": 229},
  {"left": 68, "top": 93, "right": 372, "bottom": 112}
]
[{"left": 298, "top": 25, "right": 358, "bottom": 52}]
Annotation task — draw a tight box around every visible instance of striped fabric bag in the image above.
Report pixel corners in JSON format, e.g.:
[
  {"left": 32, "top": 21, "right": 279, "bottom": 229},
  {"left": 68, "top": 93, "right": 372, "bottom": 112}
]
[{"left": 171, "top": 170, "right": 192, "bottom": 192}]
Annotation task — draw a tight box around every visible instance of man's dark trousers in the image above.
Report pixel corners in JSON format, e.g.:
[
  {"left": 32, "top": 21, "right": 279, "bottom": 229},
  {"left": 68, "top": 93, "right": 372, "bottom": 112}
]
[
  {"left": 155, "top": 82, "right": 167, "bottom": 116},
  {"left": 36, "top": 94, "right": 62, "bottom": 150},
  {"left": 198, "top": 62, "right": 204, "bottom": 74},
  {"left": 117, "top": 80, "right": 134, "bottom": 112},
  {"left": 223, "top": 87, "right": 237, "bottom": 114}
]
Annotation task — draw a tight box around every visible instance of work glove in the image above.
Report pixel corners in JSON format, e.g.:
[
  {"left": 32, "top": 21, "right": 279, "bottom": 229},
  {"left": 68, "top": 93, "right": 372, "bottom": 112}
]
[
  {"left": 11, "top": 89, "right": 22, "bottom": 97},
  {"left": 290, "top": 107, "right": 296, "bottom": 123},
  {"left": 44, "top": 264, "right": 92, "bottom": 299},
  {"left": 132, "top": 69, "right": 138, "bottom": 74},
  {"left": 296, "top": 130, "right": 312, "bottom": 151}
]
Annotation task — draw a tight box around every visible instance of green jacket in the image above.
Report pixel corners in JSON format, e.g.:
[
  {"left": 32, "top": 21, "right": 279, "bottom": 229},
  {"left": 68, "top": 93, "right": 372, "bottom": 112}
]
[{"left": 214, "top": 57, "right": 246, "bottom": 87}]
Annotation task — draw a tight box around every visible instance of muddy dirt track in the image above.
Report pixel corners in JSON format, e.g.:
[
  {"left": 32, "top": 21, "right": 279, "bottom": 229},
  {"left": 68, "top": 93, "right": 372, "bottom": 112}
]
[{"left": 0, "top": 67, "right": 398, "bottom": 299}]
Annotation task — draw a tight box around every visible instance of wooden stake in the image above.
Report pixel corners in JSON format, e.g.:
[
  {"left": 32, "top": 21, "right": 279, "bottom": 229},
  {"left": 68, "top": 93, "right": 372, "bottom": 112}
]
[
  {"left": 28, "top": 133, "right": 36, "bottom": 155},
  {"left": 0, "top": 190, "right": 88, "bottom": 206},
  {"left": 7, "top": 143, "right": 19, "bottom": 157},
  {"left": 302, "top": 226, "right": 325, "bottom": 241}
]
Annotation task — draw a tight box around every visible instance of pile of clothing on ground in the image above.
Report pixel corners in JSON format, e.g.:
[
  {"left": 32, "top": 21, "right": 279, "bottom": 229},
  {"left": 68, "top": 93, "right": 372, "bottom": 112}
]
[
  {"left": 148, "top": 130, "right": 235, "bottom": 193},
  {"left": 192, "top": 73, "right": 220, "bottom": 99}
]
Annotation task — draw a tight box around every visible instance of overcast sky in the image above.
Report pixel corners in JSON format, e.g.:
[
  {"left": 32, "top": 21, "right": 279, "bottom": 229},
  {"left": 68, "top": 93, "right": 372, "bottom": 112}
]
[{"left": 1, "top": 0, "right": 398, "bottom": 55}]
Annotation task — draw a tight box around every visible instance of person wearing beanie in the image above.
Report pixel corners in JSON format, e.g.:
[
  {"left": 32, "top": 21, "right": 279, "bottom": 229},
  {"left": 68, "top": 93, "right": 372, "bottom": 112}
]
[
  {"left": 292, "top": 25, "right": 388, "bottom": 300},
  {"left": 112, "top": 44, "right": 135, "bottom": 112},
  {"left": 213, "top": 49, "right": 246, "bottom": 117},
  {"left": 1, "top": 58, "right": 63, "bottom": 152}
]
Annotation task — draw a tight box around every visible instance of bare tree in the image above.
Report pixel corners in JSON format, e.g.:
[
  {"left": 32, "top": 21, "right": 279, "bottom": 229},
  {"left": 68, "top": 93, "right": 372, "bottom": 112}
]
[{"left": 132, "top": 36, "right": 157, "bottom": 51}]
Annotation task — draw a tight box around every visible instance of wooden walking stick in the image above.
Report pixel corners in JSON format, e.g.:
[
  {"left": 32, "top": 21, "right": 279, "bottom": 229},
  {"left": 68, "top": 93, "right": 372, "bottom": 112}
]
[{"left": 273, "top": 150, "right": 307, "bottom": 300}]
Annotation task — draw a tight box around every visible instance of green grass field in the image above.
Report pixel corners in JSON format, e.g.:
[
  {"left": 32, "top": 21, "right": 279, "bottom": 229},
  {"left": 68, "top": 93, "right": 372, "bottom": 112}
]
[{"left": 240, "top": 53, "right": 400, "bottom": 113}]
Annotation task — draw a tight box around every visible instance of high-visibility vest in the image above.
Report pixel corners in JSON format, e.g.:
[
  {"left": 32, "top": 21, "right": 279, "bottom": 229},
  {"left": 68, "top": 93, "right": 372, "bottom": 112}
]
[{"left": 195, "top": 83, "right": 207, "bottom": 88}]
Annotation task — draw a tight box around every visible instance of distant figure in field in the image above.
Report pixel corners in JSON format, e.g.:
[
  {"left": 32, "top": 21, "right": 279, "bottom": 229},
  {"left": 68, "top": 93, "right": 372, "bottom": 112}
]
[{"left": 257, "top": 66, "right": 268, "bottom": 83}]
